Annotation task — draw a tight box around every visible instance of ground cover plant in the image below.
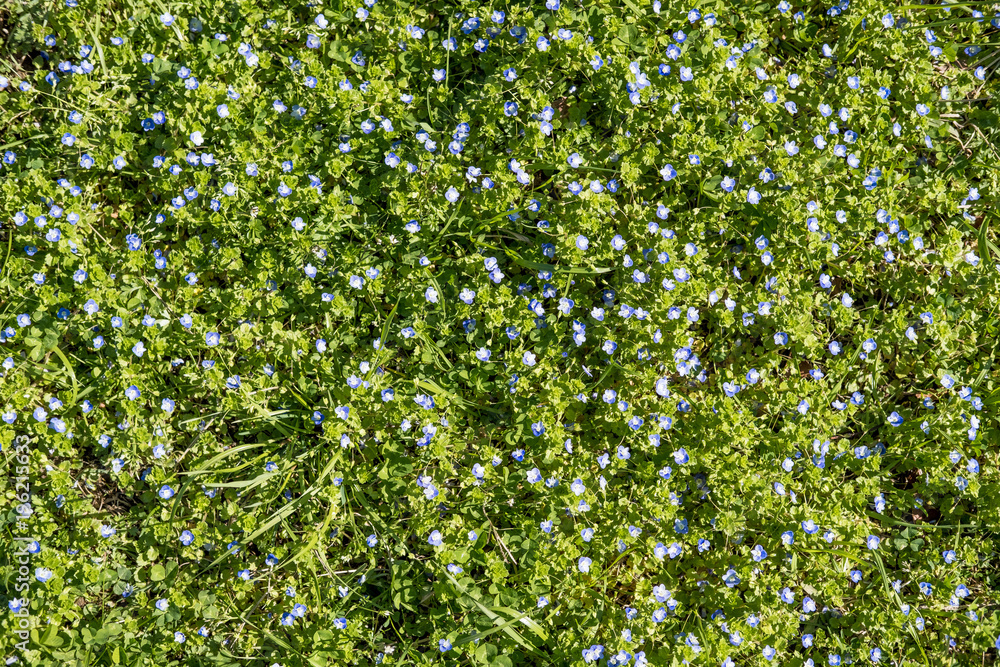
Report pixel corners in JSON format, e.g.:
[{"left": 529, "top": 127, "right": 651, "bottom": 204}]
[{"left": 3, "top": 0, "right": 1000, "bottom": 665}]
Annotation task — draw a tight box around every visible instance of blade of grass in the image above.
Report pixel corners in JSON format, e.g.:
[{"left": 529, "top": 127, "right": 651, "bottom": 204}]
[
  {"left": 871, "top": 551, "right": 930, "bottom": 667},
  {"left": 442, "top": 570, "right": 547, "bottom": 657}
]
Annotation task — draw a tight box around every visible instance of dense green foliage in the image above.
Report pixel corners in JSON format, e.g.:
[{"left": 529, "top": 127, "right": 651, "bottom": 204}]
[{"left": 3, "top": 0, "right": 1000, "bottom": 665}]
